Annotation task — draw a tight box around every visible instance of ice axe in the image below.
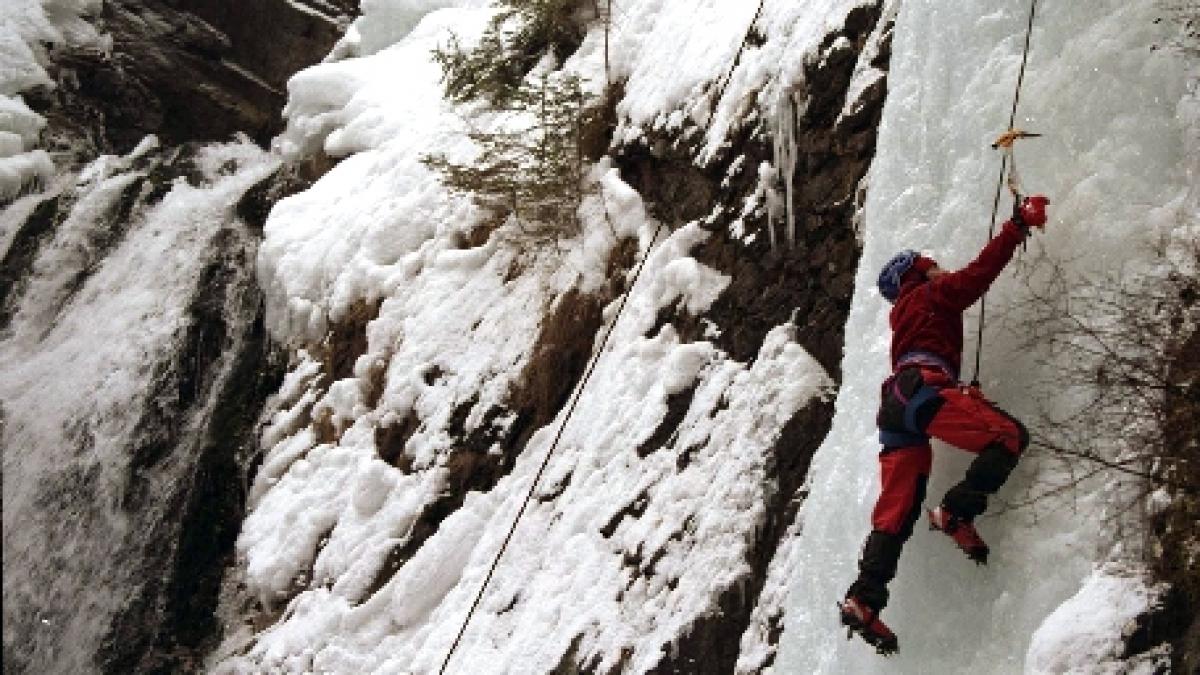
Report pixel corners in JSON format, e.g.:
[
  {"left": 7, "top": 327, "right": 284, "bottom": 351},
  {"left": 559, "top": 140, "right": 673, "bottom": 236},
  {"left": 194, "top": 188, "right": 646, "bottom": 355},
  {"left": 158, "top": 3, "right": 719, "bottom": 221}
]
[
  {"left": 991, "top": 128, "right": 1041, "bottom": 197},
  {"left": 990, "top": 128, "right": 1041, "bottom": 149}
]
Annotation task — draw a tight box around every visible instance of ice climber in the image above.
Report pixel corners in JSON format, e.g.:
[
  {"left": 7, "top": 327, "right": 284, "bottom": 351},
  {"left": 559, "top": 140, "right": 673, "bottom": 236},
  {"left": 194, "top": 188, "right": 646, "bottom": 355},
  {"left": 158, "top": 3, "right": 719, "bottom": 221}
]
[{"left": 838, "top": 194, "right": 1050, "bottom": 655}]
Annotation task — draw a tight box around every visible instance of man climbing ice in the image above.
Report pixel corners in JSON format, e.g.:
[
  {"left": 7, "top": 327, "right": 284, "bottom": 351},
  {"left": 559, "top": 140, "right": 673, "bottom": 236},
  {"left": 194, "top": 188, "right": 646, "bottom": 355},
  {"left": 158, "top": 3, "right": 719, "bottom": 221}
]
[{"left": 838, "top": 194, "right": 1050, "bottom": 655}]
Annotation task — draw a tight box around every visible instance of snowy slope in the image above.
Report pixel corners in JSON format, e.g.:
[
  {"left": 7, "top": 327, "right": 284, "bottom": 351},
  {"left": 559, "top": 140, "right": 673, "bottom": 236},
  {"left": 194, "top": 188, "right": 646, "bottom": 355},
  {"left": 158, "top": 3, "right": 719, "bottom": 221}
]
[
  {"left": 216, "top": 0, "right": 880, "bottom": 672},
  {"left": 777, "top": 1, "right": 1196, "bottom": 673}
]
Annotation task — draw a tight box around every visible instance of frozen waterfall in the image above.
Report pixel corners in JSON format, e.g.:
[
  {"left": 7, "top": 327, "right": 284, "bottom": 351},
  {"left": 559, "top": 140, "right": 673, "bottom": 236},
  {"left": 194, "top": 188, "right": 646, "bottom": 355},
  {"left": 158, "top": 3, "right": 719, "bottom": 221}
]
[{"left": 777, "top": 1, "right": 1194, "bottom": 672}]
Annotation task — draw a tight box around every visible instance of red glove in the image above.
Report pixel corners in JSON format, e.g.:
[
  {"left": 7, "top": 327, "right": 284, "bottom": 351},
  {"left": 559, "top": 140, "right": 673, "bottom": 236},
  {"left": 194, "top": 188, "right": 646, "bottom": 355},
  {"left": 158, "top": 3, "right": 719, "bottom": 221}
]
[{"left": 1017, "top": 194, "right": 1049, "bottom": 229}]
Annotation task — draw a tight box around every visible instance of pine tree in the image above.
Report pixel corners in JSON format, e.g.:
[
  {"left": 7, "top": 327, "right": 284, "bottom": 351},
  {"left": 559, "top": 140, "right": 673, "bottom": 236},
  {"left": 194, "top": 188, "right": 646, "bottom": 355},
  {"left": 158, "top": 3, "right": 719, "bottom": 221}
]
[
  {"left": 424, "top": 73, "right": 592, "bottom": 243},
  {"left": 433, "top": 0, "right": 586, "bottom": 107},
  {"left": 426, "top": 0, "right": 613, "bottom": 245}
]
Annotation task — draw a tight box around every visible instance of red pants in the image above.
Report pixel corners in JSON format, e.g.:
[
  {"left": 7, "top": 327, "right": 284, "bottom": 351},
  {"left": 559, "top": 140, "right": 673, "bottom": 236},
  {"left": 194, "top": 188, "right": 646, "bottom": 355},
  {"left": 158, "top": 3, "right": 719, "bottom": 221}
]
[{"left": 872, "top": 384, "right": 1026, "bottom": 535}]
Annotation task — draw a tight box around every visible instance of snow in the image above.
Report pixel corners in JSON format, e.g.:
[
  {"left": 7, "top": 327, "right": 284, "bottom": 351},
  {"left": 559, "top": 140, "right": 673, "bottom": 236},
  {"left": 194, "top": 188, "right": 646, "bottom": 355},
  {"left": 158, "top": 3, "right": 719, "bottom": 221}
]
[
  {"left": 263, "top": 6, "right": 498, "bottom": 345},
  {"left": 581, "top": 0, "right": 871, "bottom": 165},
  {"left": 221, "top": 59, "right": 284, "bottom": 95},
  {"left": 735, "top": 513, "right": 804, "bottom": 674},
  {"left": 648, "top": 223, "right": 730, "bottom": 315},
  {"left": 350, "top": 0, "right": 490, "bottom": 57},
  {"left": 0, "top": 94, "right": 51, "bottom": 147},
  {"left": 776, "top": 0, "right": 1194, "bottom": 672},
  {"left": 283, "top": 0, "right": 343, "bottom": 26},
  {"left": 0, "top": 148, "right": 53, "bottom": 200},
  {"left": 0, "top": 0, "right": 106, "bottom": 197},
  {"left": 837, "top": 2, "right": 893, "bottom": 129},
  {"left": 224, "top": 305, "right": 833, "bottom": 672},
  {"left": 1026, "top": 565, "right": 1170, "bottom": 674},
  {"left": 220, "top": 0, "right": 877, "bottom": 668},
  {"left": 0, "top": 91, "right": 51, "bottom": 199},
  {"left": 260, "top": 0, "right": 882, "bottom": 346}
]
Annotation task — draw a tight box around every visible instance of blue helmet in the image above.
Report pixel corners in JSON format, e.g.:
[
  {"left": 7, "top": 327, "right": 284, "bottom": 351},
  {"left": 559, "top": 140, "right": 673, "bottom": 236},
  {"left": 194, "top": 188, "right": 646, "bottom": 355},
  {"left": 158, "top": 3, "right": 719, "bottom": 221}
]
[{"left": 878, "top": 250, "right": 920, "bottom": 302}]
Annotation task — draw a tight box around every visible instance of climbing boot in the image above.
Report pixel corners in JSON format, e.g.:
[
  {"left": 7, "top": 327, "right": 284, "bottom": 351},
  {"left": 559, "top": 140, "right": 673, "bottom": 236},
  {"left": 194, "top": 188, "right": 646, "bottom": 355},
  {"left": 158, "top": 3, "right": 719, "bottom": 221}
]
[
  {"left": 838, "top": 596, "right": 899, "bottom": 655},
  {"left": 928, "top": 506, "right": 989, "bottom": 564}
]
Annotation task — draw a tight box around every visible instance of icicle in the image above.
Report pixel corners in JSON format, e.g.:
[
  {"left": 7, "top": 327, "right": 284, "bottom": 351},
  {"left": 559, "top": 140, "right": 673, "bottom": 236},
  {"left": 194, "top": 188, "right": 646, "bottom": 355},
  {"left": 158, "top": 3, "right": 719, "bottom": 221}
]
[
  {"left": 763, "top": 87, "right": 799, "bottom": 252},
  {"left": 772, "top": 91, "right": 798, "bottom": 249},
  {"left": 761, "top": 160, "right": 779, "bottom": 252}
]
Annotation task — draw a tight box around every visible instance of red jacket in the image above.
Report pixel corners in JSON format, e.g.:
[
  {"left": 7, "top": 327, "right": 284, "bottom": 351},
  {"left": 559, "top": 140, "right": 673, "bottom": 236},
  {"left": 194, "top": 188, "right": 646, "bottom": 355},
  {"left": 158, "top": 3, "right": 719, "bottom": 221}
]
[{"left": 889, "top": 220, "right": 1027, "bottom": 376}]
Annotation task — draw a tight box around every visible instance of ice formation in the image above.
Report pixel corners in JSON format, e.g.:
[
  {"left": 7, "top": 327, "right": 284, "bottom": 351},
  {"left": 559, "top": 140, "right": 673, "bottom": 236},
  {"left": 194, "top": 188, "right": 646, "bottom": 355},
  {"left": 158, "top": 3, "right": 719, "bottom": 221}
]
[
  {"left": 777, "top": 1, "right": 1195, "bottom": 672},
  {"left": 1026, "top": 565, "right": 1171, "bottom": 673}
]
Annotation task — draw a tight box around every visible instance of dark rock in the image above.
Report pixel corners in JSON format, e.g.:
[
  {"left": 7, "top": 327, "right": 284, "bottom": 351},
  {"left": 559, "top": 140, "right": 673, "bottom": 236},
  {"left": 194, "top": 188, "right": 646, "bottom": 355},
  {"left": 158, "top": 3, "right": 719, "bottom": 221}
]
[
  {"left": 636, "top": 386, "right": 698, "bottom": 458},
  {"left": 600, "top": 3, "right": 889, "bottom": 670},
  {"left": 0, "top": 194, "right": 62, "bottom": 331},
  {"left": 600, "top": 491, "right": 651, "bottom": 539},
  {"left": 28, "top": 0, "right": 353, "bottom": 159},
  {"left": 1121, "top": 584, "right": 1190, "bottom": 667}
]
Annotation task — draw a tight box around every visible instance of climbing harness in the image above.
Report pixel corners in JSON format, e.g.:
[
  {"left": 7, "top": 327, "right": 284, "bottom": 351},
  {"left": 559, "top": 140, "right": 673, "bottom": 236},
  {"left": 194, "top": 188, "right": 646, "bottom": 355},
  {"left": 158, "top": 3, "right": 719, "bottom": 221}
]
[
  {"left": 877, "top": 379, "right": 939, "bottom": 448},
  {"left": 439, "top": 223, "right": 666, "bottom": 674},
  {"left": 895, "top": 350, "right": 957, "bottom": 380},
  {"left": 876, "top": 351, "right": 956, "bottom": 448},
  {"left": 969, "top": 0, "right": 1041, "bottom": 388}
]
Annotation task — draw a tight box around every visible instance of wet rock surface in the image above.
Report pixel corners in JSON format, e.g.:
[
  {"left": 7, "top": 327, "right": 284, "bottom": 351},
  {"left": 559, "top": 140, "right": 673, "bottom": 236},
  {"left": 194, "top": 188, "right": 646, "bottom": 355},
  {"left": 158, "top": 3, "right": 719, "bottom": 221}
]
[
  {"left": 0, "top": 143, "right": 290, "bottom": 674},
  {"left": 2, "top": 2, "right": 346, "bottom": 672},
  {"left": 97, "top": 221, "right": 289, "bottom": 675}
]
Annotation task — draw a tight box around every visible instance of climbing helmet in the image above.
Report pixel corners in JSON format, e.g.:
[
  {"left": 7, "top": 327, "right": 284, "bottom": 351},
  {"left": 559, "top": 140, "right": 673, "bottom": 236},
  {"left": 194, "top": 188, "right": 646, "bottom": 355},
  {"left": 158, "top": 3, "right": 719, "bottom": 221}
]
[{"left": 878, "top": 250, "right": 922, "bottom": 303}]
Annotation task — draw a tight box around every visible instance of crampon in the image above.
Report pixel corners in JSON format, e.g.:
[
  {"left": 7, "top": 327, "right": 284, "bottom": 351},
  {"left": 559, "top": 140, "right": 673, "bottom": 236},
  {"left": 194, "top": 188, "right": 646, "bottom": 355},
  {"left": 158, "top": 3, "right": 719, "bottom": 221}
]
[
  {"left": 928, "top": 506, "right": 989, "bottom": 564},
  {"left": 838, "top": 597, "right": 898, "bottom": 656}
]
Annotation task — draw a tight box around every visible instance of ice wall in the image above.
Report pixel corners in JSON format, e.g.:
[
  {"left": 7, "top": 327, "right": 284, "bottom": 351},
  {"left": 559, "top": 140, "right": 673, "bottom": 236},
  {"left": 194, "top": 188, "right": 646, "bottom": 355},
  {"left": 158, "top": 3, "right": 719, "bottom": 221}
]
[{"left": 777, "top": 1, "right": 1194, "bottom": 672}]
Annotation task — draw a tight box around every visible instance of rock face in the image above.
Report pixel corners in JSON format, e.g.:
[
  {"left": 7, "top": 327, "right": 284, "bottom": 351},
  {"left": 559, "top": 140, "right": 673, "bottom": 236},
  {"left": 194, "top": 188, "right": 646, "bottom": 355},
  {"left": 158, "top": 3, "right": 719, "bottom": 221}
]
[
  {"left": 2, "top": 2, "right": 347, "bottom": 673},
  {"left": 210, "top": 2, "right": 894, "bottom": 672},
  {"left": 27, "top": 0, "right": 352, "bottom": 160},
  {"left": 8, "top": 0, "right": 893, "bottom": 671},
  {"left": 1141, "top": 271, "right": 1200, "bottom": 673},
  {"left": 609, "top": 6, "right": 891, "bottom": 670}
]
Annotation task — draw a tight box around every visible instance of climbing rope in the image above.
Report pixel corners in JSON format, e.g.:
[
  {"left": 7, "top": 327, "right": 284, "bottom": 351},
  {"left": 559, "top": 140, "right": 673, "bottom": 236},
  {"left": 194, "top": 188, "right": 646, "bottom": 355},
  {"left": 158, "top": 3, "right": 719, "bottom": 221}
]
[
  {"left": 969, "top": 0, "right": 1041, "bottom": 388},
  {"left": 439, "top": 223, "right": 666, "bottom": 674}
]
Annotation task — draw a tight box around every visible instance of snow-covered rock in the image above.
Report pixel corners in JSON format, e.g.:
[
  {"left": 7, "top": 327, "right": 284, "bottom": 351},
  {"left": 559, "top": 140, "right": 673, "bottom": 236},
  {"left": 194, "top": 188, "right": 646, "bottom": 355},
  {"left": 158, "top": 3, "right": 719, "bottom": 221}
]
[
  {"left": 1027, "top": 565, "right": 1170, "bottom": 674},
  {"left": 217, "top": 0, "right": 887, "bottom": 671}
]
